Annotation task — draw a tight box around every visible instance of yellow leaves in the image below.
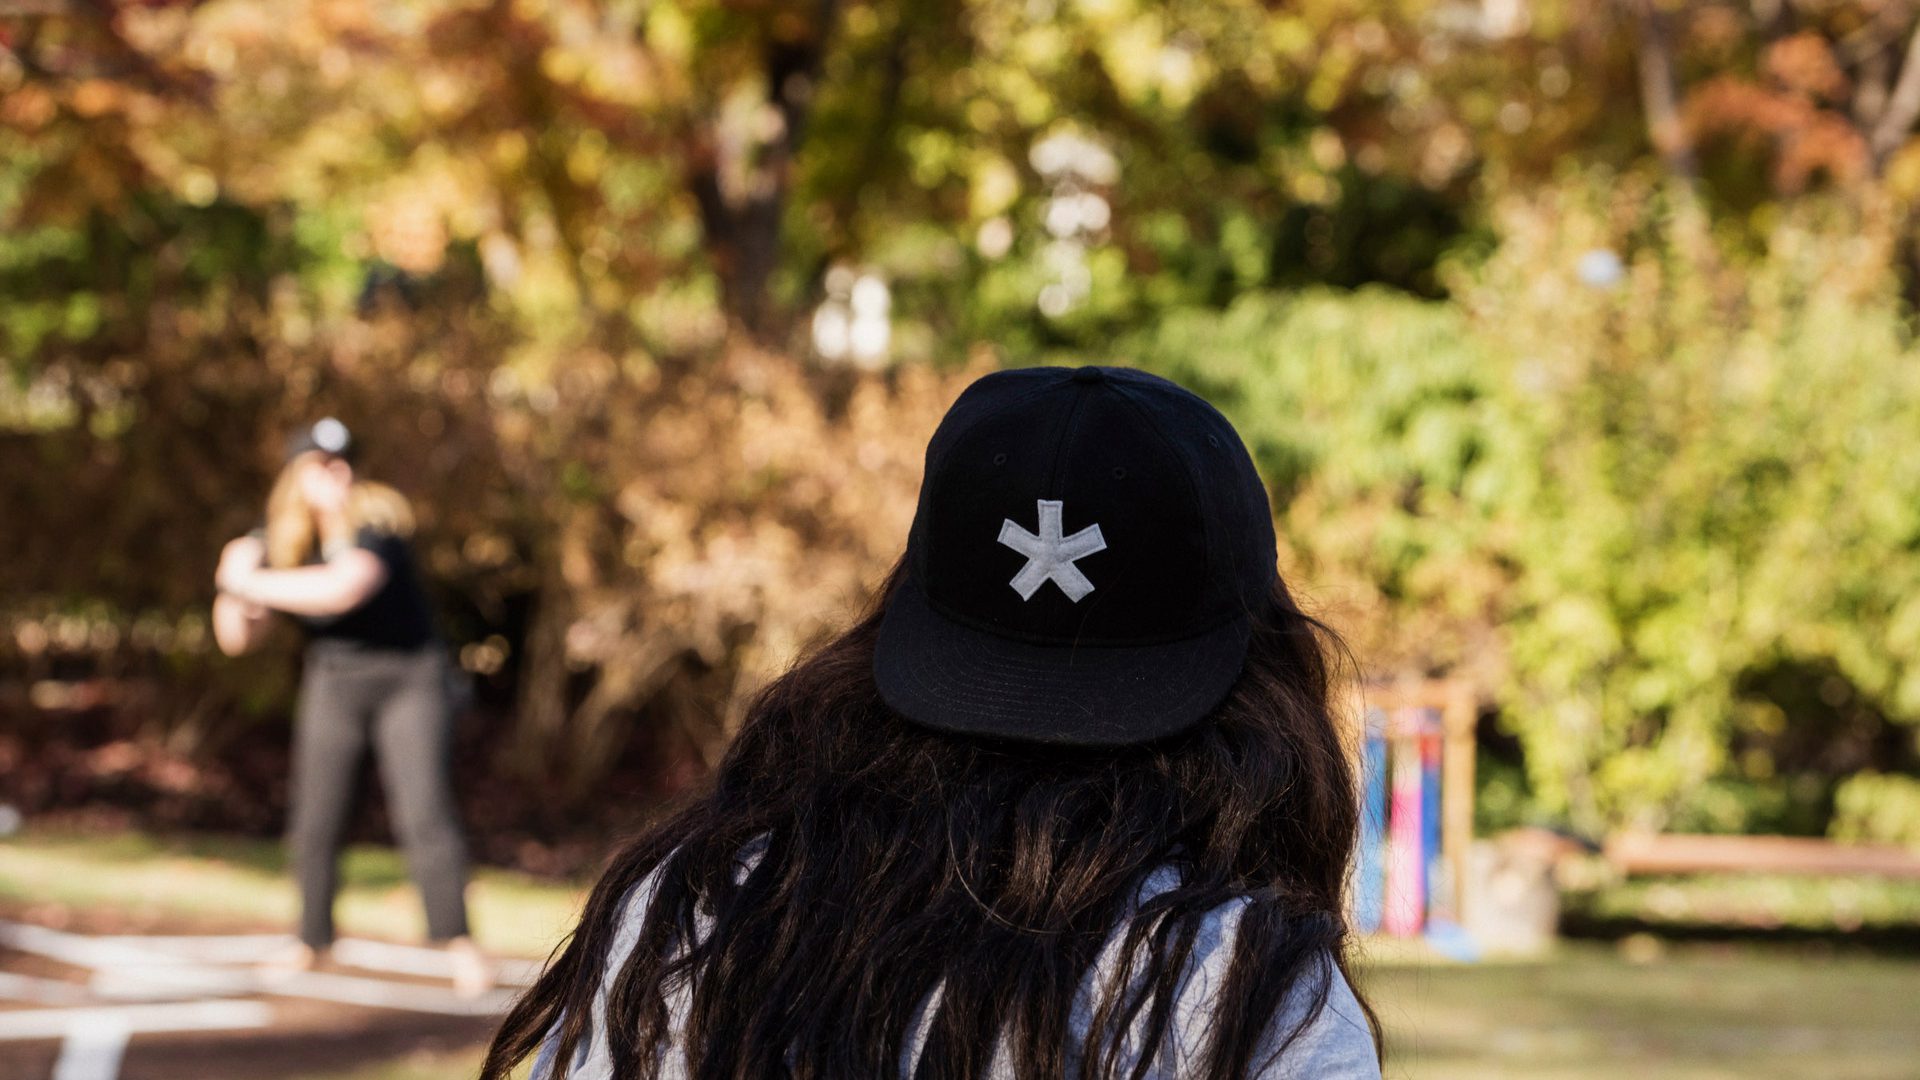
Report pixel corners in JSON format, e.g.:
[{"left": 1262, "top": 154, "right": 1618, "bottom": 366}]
[
  {"left": 367, "top": 192, "right": 447, "bottom": 273},
  {"left": 462, "top": 532, "right": 517, "bottom": 569},
  {"left": 1011, "top": 22, "right": 1070, "bottom": 75},
  {"left": 905, "top": 129, "right": 962, "bottom": 190},
  {"left": 1830, "top": 773, "right": 1920, "bottom": 848},
  {"left": 964, "top": 97, "right": 1002, "bottom": 135},
  {"left": 418, "top": 71, "right": 468, "bottom": 120},
  {"left": 491, "top": 130, "right": 530, "bottom": 170},
  {"left": 1308, "top": 128, "right": 1347, "bottom": 172},
  {"left": 489, "top": 349, "right": 981, "bottom": 690},
  {"left": 566, "top": 130, "right": 608, "bottom": 185},
  {"left": 193, "top": 34, "right": 240, "bottom": 78},
  {"left": 1, "top": 85, "right": 56, "bottom": 131},
  {"left": 645, "top": 3, "right": 694, "bottom": 67},
  {"left": 1097, "top": 15, "right": 1162, "bottom": 104},
  {"left": 68, "top": 80, "right": 124, "bottom": 119},
  {"left": 318, "top": 45, "right": 354, "bottom": 88},
  {"left": 1285, "top": 168, "right": 1337, "bottom": 206},
  {"left": 540, "top": 44, "right": 587, "bottom": 85},
  {"left": 967, "top": 155, "right": 1020, "bottom": 219},
  {"left": 843, "top": 3, "right": 882, "bottom": 39},
  {"left": 1074, "top": 0, "right": 1129, "bottom": 20},
  {"left": 1264, "top": 16, "right": 1313, "bottom": 64},
  {"left": 1882, "top": 140, "right": 1920, "bottom": 205},
  {"left": 1886, "top": 594, "right": 1920, "bottom": 669},
  {"left": 179, "top": 169, "right": 220, "bottom": 208}
]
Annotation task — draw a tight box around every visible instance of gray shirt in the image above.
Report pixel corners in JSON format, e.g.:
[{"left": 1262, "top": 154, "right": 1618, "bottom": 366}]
[{"left": 535, "top": 860, "right": 1380, "bottom": 1079}]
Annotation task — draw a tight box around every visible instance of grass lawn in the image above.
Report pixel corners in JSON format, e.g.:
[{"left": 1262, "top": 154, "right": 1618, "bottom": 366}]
[
  {"left": 6, "top": 827, "right": 1919, "bottom": 1079},
  {"left": 289, "top": 1050, "right": 488, "bottom": 1080},
  {"left": 0, "top": 828, "right": 584, "bottom": 958},
  {"left": 1362, "top": 943, "right": 1920, "bottom": 1079}
]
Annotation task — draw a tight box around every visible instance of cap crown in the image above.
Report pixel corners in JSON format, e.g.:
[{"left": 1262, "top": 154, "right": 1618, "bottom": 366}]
[
  {"left": 285, "top": 417, "right": 354, "bottom": 463},
  {"left": 907, "top": 366, "right": 1276, "bottom": 647}
]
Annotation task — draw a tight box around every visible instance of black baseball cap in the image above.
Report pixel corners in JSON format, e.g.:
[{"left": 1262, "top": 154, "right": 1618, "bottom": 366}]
[
  {"left": 874, "top": 365, "right": 1277, "bottom": 746},
  {"left": 284, "top": 417, "right": 354, "bottom": 463}
]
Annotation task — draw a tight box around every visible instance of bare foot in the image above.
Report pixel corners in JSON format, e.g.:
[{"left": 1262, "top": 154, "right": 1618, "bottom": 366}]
[
  {"left": 258, "top": 939, "right": 323, "bottom": 981},
  {"left": 446, "top": 935, "right": 494, "bottom": 999}
]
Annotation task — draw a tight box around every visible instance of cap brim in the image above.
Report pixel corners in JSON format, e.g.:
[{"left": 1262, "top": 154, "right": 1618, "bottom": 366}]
[{"left": 873, "top": 578, "right": 1252, "bottom": 747}]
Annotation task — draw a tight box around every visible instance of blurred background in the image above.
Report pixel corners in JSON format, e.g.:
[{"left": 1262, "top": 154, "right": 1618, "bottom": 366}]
[{"left": 3, "top": 0, "right": 1920, "bottom": 1077}]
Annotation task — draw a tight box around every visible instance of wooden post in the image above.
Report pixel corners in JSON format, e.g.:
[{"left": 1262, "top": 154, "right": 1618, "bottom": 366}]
[{"left": 1439, "top": 679, "right": 1477, "bottom": 918}]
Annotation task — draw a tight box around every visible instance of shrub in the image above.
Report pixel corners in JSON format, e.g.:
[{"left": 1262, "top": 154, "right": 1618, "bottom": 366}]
[{"left": 1126, "top": 174, "right": 1920, "bottom": 835}]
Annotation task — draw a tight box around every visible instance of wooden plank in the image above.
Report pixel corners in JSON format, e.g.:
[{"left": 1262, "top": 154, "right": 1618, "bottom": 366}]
[
  {"left": 1440, "top": 682, "right": 1476, "bottom": 918},
  {"left": 1605, "top": 833, "right": 1920, "bottom": 879},
  {"left": 1361, "top": 677, "right": 1473, "bottom": 715}
]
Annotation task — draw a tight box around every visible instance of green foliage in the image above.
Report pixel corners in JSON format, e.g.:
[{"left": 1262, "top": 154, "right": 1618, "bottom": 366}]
[
  {"left": 7, "top": 0, "right": 1920, "bottom": 839},
  {"left": 1831, "top": 773, "right": 1920, "bottom": 850},
  {"left": 1565, "top": 869, "right": 1920, "bottom": 935},
  {"left": 1122, "top": 177, "right": 1920, "bottom": 834},
  {"left": 1471, "top": 183, "right": 1920, "bottom": 832}
]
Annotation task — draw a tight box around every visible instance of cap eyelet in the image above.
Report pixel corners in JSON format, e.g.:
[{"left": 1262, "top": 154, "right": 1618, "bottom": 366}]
[
  {"left": 1205, "top": 435, "right": 1221, "bottom": 448},
  {"left": 1111, "top": 467, "right": 1127, "bottom": 480},
  {"left": 992, "top": 452, "right": 1007, "bottom": 466}
]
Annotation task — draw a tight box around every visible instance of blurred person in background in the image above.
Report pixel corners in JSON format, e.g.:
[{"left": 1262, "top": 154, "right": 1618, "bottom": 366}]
[
  {"left": 212, "top": 418, "right": 490, "bottom": 997},
  {"left": 485, "top": 367, "right": 1380, "bottom": 1079}
]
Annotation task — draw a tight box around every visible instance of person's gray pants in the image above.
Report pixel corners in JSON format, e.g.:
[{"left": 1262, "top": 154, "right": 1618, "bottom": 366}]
[{"left": 289, "top": 644, "right": 470, "bottom": 947}]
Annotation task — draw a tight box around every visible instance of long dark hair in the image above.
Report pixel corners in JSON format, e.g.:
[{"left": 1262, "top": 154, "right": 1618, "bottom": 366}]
[{"left": 482, "top": 563, "right": 1375, "bottom": 1079}]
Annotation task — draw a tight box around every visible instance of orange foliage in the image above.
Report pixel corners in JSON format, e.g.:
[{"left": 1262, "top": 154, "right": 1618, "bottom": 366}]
[{"left": 1685, "top": 59, "right": 1869, "bottom": 194}]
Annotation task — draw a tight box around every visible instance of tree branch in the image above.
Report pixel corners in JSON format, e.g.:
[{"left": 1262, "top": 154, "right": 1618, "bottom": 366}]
[
  {"left": 1870, "top": 19, "right": 1920, "bottom": 167},
  {"left": 1626, "top": 0, "right": 1698, "bottom": 181}
]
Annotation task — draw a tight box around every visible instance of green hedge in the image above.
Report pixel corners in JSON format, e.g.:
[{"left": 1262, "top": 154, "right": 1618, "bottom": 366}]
[{"left": 1125, "top": 183, "right": 1920, "bottom": 835}]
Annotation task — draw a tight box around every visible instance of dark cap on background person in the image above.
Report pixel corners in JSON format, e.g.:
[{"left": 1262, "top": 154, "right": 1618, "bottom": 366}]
[
  {"left": 873, "top": 365, "right": 1277, "bottom": 747},
  {"left": 284, "top": 417, "right": 354, "bottom": 463}
]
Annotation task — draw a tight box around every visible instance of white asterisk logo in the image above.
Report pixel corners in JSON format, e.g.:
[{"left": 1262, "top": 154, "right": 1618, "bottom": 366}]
[{"left": 997, "top": 499, "right": 1107, "bottom": 602}]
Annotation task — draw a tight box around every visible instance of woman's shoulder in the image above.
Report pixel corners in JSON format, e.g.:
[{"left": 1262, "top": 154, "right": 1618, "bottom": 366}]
[
  {"left": 1108, "top": 876, "right": 1379, "bottom": 1079},
  {"left": 584, "top": 855, "right": 1379, "bottom": 1080},
  {"left": 351, "top": 524, "right": 410, "bottom": 553}
]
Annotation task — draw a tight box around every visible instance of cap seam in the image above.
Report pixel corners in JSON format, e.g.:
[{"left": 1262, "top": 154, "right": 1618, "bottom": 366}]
[
  {"left": 1043, "top": 374, "right": 1093, "bottom": 497},
  {"left": 1105, "top": 378, "right": 1214, "bottom": 599}
]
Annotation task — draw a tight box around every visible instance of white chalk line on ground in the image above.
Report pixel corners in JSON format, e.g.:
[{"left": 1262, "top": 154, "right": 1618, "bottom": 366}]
[
  {"left": 0, "top": 923, "right": 179, "bottom": 972},
  {"left": 88, "top": 934, "right": 293, "bottom": 965},
  {"left": 91, "top": 963, "right": 514, "bottom": 1017},
  {"left": 49, "top": 1015, "right": 127, "bottom": 1080},
  {"left": 89, "top": 964, "right": 259, "bottom": 1002},
  {"left": 254, "top": 968, "right": 516, "bottom": 1017},
  {"left": 52, "top": 928, "right": 539, "bottom": 986},
  {"left": 0, "top": 972, "right": 90, "bottom": 1006},
  {"left": 330, "top": 937, "right": 539, "bottom": 986},
  {"left": 2, "top": 919, "right": 534, "bottom": 993},
  {"left": 0, "top": 1000, "right": 273, "bottom": 1041}
]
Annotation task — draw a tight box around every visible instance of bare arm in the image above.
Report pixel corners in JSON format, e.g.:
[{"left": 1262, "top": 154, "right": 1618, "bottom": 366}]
[
  {"left": 212, "top": 537, "right": 274, "bottom": 656},
  {"left": 219, "top": 545, "right": 388, "bottom": 619},
  {"left": 213, "top": 592, "right": 274, "bottom": 656}
]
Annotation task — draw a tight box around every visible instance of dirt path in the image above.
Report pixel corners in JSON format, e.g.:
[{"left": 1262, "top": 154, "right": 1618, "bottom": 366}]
[{"left": 0, "top": 913, "right": 531, "bottom": 1080}]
